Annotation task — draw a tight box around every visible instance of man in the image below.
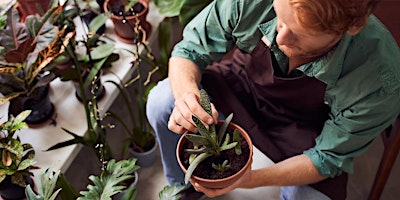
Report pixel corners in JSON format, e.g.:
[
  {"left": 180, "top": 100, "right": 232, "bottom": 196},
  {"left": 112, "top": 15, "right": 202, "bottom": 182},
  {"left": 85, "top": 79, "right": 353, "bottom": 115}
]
[{"left": 147, "top": 0, "right": 400, "bottom": 199}]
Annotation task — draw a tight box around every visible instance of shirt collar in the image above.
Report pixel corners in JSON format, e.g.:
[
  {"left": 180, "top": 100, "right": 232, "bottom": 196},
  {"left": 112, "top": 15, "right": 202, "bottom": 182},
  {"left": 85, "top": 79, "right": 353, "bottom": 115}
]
[{"left": 258, "top": 18, "right": 352, "bottom": 87}]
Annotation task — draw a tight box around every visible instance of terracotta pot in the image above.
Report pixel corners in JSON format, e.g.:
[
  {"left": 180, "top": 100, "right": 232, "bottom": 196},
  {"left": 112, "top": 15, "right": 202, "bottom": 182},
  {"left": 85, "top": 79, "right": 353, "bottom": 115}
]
[
  {"left": 9, "top": 84, "right": 56, "bottom": 128},
  {"left": 0, "top": 175, "right": 34, "bottom": 200},
  {"left": 177, "top": 121, "right": 253, "bottom": 189},
  {"left": 104, "top": 0, "right": 152, "bottom": 44},
  {"left": 16, "top": 0, "right": 51, "bottom": 20}
]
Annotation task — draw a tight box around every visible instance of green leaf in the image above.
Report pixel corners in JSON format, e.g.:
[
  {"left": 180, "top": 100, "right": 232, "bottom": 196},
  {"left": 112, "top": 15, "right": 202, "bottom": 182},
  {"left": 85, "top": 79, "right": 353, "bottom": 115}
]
[
  {"left": 88, "top": 12, "right": 110, "bottom": 33},
  {"left": 184, "top": 152, "right": 211, "bottom": 185},
  {"left": 184, "top": 134, "right": 209, "bottom": 147},
  {"left": 77, "top": 158, "right": 140, "bottom": 200},
  {"left": 199, "top": 89, "right": 212, "bottom": 116},
  {"left": 90, "top": 43, "right": 115, "bottom": 60},
  {"left": 233, "top": 129, "right": 242, "bottom": 155},
  {"left": 217, "top": 113, "right": 233, "bottom": 145},
  {"left": 153, "top": 0, "right": 185, "bottom": 17},
  {"left": 159, "top": 182, "right": 185, "bottom": 200},
  {"left": 17, "top": 159, "right": 35, "bottom": 171},
  {"left": 179, "top": 0, "right": 213, "bottom": 26},
  {"left": 219, "top": 142, "right": 237, "bottom": 152}
]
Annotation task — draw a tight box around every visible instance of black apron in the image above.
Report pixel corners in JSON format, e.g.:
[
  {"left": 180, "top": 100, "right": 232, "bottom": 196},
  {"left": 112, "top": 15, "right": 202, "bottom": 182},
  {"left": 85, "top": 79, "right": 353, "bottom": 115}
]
[{"left": 202, "top": 41, "right": 347, "bottom": 200}]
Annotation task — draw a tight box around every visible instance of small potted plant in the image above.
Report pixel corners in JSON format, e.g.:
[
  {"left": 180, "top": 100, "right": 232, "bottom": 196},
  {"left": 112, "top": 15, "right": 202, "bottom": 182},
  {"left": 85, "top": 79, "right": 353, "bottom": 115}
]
[
  {"left": 51, "top": 11, "right": 119, "bottom": 102},
  {"left": 176, "top": 89, "right": 253, "bottom": 188},
  {"left": 0, "top": 6, "right": 67, "bottom": 127},
  {"left": 103, "top": 0, "right": 151, "bottom": 44},
  {"left": 108, "top": 78, "right": 158, "bottom": 168},
  {"left": 0, "top": 110, "right": 39, "bottom": 200}
]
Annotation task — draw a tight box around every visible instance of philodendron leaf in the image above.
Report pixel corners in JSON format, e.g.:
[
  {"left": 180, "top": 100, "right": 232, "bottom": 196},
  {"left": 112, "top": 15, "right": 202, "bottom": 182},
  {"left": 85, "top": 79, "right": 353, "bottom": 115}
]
[{"left": 159, "top": 182, "right": 185, "bottom": 200}]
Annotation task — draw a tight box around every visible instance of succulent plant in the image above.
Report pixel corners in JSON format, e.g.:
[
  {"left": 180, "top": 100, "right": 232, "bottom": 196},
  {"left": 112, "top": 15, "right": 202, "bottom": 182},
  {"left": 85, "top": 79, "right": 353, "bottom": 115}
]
[{"left": 183, "top": 89, "right": 242, "bottom": 184}]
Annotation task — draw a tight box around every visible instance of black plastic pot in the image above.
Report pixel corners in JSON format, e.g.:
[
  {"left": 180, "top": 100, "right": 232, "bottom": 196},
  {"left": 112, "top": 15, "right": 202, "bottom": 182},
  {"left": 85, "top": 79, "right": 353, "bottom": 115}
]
[
  {"left": 0, "top": 176, "right": 34, "bottom": 200},
  {"left": 9, "top": 84, "right": 55, "bottom": 128}
]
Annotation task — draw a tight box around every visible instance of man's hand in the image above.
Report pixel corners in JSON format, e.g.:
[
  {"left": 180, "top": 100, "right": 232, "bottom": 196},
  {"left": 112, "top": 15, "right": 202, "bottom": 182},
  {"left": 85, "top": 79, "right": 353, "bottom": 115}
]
[
  {"left": 191, "top": 166, "right": 253, "bottom": 198},
  {"left": 168, "top": 91, "right": 218, "bottom": 134}
]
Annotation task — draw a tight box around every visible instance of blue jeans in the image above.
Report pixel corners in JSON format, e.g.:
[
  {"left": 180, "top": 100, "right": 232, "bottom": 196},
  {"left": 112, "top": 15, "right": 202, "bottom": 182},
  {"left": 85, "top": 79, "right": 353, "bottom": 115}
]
[
  {"left": 146, "top": 78, "right": 330, "bottom": 199},
  {"left": 146, "top": 78, "right": 185, "bottom": 184}
]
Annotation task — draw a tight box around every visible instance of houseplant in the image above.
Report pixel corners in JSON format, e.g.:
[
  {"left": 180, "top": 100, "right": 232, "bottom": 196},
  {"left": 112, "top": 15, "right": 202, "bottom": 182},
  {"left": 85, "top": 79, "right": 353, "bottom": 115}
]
[
  {"left": 176, "top": 89, "right": 253, "bottom": 188},
  {"left": 51, "top": 11, "right": 119, "bottom": 102},
  {"left": 153, "top": 0, "right": 212, "bottom": 70},
  {"left": 0, "top": 110, "right": 39, "bottom": 200},
  {"left": 103, "top": 0, "right": 151, "bottom": 44},
  {"left": 25, "top": 158, "right": 140, "bottom": 200},
  {"left": 75, "top": 0, "right": 107, "bottom": 34},
  {"left": 0, "top": 5, "right": 67, "bottom": 127},
  {"left": 16, "top": 0, "right": 52, "bottom": 20},
  {"left": 107, "top": 78, "right": 158, "bottom": 168}
]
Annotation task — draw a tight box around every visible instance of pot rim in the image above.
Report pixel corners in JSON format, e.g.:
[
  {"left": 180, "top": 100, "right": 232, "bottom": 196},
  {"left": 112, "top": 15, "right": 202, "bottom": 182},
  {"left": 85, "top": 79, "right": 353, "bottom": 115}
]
[{"left": 176, "top": 121, "right": 253, "bottom": 184}]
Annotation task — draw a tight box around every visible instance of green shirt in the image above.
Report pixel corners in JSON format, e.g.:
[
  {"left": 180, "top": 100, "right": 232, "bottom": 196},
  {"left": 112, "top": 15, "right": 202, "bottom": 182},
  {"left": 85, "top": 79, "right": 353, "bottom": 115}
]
[{"left": 172, "top": 0, "right": 400, "bottom": 177}]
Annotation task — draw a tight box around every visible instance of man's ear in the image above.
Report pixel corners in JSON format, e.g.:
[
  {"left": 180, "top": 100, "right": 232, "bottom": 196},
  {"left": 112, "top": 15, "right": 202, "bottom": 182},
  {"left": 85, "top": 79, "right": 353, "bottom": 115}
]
[{"left": 347, "top": 16, "right": 369, "bottom": 35}]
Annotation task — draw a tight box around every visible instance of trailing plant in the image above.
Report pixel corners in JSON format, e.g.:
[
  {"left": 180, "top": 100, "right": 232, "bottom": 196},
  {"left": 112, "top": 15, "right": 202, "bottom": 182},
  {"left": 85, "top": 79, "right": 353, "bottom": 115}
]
[
  {"left": 0, "top": 110, "right": 39, "bottom": 187},
  {"left": 182, "top": 89, "right": 242, "bottom": 184}
]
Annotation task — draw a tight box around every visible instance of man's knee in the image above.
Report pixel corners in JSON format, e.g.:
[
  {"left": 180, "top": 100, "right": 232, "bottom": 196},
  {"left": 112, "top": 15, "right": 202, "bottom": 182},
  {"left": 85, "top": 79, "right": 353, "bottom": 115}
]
[{"left": 146, "top": 79, "right": 174, "bottom": 124}]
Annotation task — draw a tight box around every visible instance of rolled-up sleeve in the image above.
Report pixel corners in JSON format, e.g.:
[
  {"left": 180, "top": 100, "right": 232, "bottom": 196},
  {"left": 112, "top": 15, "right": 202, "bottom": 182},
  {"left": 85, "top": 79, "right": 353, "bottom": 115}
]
[
  {"left": 304, "top": 87, "right": 400, "bottom": 177},
  {"left": 171, "top": 0, "right": 275, "bottom": 71}
]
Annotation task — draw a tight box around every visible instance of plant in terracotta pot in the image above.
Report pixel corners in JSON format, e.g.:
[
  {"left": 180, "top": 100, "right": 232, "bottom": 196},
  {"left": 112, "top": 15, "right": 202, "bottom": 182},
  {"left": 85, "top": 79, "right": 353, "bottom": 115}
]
[
  {"left": 0, "top": 110, "right": 39, "bottom": 200},
  {"left": 0, "top": 6, "right": 68, "bottom": 127},
  {"left": 177, "top": 89, "right": 253, "bottom": 188},
  {"left": 104, "top": 0, "right": 151, "bottom": 44}
]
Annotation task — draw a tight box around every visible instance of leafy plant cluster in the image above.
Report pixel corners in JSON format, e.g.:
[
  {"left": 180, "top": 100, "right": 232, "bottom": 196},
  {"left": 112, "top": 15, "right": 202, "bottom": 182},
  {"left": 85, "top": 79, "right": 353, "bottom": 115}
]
[
  {"left": 183, "top": 89, "right": 242, "bottom": 184},
  {"left": 0, "top": 110, "right": 38, "bottom": 187},
  {"left": 25, "top": 158, "right": 140, "bottom": 200},
  {"left": 0, "top": 5, "right": 65, "bottom": 105}
]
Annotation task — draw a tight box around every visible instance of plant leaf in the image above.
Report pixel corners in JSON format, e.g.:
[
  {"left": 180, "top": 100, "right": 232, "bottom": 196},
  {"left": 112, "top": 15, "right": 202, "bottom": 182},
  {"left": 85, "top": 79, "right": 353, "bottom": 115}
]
[
  {"left": 4, "top": 38, "right": 35, "bottom": 63},
  {"left": 184, "top": 152, "right": 211, "bottom": 185},
  {"left": 217, "top": 113, "right": 233, "bottom": 145}
]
